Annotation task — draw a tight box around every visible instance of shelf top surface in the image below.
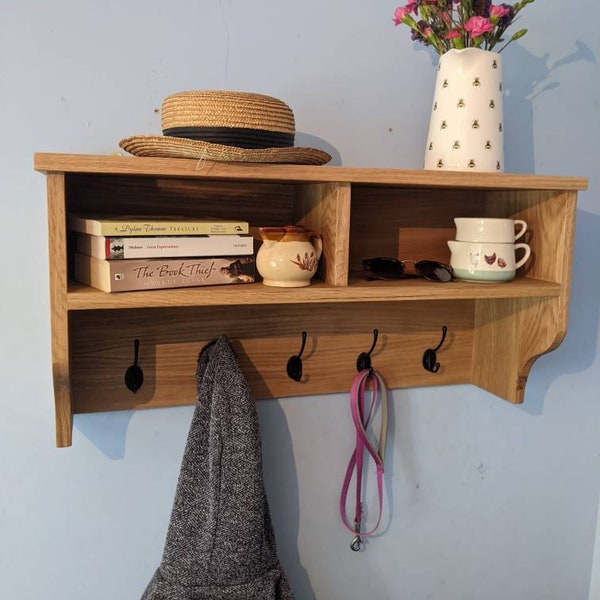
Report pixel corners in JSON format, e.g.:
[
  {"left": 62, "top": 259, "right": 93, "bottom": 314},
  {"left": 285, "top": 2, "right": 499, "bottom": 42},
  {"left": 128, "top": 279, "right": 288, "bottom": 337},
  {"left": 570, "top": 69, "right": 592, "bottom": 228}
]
[
  {"left": 34, "top": 153, "right": 588, "bottom": 191},
  {"left": 66, "top": 278, "right": 561, "bottom": 311}
]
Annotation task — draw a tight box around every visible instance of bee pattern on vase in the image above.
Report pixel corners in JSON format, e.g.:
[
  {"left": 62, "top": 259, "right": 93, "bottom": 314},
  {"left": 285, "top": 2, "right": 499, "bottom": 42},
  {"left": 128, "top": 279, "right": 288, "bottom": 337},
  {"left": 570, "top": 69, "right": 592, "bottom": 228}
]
[
  {"left": 468, "top": 159, "right": 476, "bottom": 169},
  {"left": 472, "top": 120, "right": 480, "bottom": 129},
  {"left": 453, "top": 140, "right": 461, "bottom": 150},
  {"left": 473, "top": 77, "right": 481, "bottom": 87},
  {"left": 441, "top": 120, "right": 447, "bottom": 130},
  {"left": 437, "top": 159, "right": 444, "bottom": 168},
  {"left": 457, "top": 98, "right": 466, "bottom": 108},
  {"left": 485, "top": 141, "right": 492, "bottom": 150},
  {"left": 489, "top": 99, "right": 496, "bottom": 109},
  {"left": 442, "top": 79, "right": 449, "bottom": 87}
]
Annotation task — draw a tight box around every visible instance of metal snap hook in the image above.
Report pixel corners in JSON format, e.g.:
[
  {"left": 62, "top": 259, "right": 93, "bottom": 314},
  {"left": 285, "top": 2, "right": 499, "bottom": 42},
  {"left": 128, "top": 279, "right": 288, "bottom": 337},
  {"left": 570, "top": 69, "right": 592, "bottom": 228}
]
[
  {"left": 350, "top": 520, "right": 363, "bottom": 551},
  {"left": 350, "top": 534, "right": 362, "bottom": 552}
]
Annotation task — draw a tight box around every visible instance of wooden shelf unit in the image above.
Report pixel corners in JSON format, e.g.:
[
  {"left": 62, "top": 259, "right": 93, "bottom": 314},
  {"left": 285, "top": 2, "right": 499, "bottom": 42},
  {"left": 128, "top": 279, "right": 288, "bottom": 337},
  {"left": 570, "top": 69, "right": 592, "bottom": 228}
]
[{"left": 35, "top": 153, "right": 587, "bottom": 447}]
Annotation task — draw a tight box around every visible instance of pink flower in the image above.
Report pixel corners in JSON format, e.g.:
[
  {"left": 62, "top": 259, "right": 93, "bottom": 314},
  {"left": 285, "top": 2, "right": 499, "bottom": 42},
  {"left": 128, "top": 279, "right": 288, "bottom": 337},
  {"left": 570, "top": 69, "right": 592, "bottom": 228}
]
[
  {"left": 445, "top": 29, "right": 461, "bottom": 39},
  {"left": 392, "top": 0, "right": 532, "bottom": 54},
  {"left": 490, "top": 4, "right": 511, "bottom": 19},
  {"left": 393, "top": 6, "right": 409, "bottom": 25},
  {"left": 441, "top": 10, "right": 452, "bottom": 26},
  {"left": 393, "top": 4, "right": 417, "bottom": 25},
  {"left": 464, "top": 15, "right": 493, "bottom": 37}
]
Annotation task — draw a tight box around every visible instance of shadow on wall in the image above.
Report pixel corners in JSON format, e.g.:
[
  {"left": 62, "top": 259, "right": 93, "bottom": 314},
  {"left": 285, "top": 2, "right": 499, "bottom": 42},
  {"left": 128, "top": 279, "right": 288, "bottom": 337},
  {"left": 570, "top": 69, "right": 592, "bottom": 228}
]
[
  {"left": 258, "top": 402, "right": 317, "bottom": 600},
  {"left": 75, "top": 410, "right": 134, "bottom": 458},
  {"left": 295, "top": 132, "right": 342, "bottom": 166},
  {"left": 502, "top": 40, "right": 596, "bottom": 174}
]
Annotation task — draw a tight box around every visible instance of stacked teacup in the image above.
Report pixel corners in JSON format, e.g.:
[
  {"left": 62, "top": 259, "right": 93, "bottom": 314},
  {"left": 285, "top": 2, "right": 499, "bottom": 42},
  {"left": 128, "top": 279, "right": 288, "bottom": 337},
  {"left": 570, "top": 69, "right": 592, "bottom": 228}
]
[{"left": 447, "top": 218, "right": 531, "bottom": 282}]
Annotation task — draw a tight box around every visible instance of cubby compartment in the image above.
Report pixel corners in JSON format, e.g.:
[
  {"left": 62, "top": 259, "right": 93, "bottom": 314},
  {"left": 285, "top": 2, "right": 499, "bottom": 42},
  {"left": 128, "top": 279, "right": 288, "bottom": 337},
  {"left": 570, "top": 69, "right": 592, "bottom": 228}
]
[{"left": 35, "top": 153, "right": 587, "bottom": 446}]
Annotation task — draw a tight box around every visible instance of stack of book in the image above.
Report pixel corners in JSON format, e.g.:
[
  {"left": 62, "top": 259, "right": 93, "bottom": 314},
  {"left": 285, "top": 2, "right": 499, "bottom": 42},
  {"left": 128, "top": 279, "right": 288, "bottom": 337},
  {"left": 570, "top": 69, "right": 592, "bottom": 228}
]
[{"left": 70, "top": 214, "right": 256, "bottom": 292}]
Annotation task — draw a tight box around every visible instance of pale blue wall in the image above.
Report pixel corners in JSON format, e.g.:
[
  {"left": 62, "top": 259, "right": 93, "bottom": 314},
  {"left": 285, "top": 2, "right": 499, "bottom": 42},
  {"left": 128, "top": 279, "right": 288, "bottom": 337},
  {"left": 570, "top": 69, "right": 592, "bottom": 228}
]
[{"left": 1, "top": 1, "right": 599, "bottom": 599}]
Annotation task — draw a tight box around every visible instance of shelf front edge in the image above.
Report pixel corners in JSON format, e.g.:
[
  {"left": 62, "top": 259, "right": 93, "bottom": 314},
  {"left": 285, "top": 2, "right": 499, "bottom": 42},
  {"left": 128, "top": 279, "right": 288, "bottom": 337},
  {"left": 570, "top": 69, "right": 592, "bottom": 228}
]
[{"left": 66, "top": 278, "right": 561, "bottom": 310}]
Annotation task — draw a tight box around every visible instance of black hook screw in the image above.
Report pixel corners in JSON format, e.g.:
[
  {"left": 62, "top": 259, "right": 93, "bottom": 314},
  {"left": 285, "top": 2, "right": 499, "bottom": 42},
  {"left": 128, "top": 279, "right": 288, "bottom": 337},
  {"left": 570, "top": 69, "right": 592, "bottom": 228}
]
[
  {"left": 287, "top": 331, "right": 307, "bottom": 382},
  {"left": 356, "top": 329, "right": 379, "bottom": 372},
  {"left": 124, "top": 338, "right": 144, "bottom": 393},
  {"left": 422, "top": 325, "right": 448, "bottom": 373}
]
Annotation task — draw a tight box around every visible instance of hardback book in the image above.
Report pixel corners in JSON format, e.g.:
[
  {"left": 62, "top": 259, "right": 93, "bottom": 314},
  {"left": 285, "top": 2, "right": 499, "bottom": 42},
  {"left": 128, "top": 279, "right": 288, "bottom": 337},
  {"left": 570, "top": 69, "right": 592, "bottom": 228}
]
[
  {"left": 75, "top": 232, "right": 254, "bottom": 259},
  {"left": 68, "top": 214, "right": 249, "bottom": 236},
  {"left": 74, "top": 253, "right": 256, "bottom": 292}
]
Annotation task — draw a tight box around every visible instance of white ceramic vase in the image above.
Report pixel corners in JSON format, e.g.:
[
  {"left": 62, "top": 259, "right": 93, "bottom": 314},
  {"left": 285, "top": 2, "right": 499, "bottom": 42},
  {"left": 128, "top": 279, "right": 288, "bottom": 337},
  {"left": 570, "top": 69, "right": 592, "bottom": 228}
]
[{"left": 424, "top": 48, "right": 504, "bottom": 172}]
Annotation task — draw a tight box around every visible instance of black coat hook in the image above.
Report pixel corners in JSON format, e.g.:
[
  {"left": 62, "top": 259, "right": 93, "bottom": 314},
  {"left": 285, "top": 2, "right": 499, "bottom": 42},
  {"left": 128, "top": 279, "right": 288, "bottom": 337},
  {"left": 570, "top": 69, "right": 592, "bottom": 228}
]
[
  {"left": 356, "top": 329, "right": 379, "bottom": 372},
  {"left": 287, "top": 331, "right": 307, "bottom": 382},
  {"left": 422, "top": 326, "right": 448, "bottom": 373},
  {"left": 124, "top": 338, "right": 144, "bottom": 393}
]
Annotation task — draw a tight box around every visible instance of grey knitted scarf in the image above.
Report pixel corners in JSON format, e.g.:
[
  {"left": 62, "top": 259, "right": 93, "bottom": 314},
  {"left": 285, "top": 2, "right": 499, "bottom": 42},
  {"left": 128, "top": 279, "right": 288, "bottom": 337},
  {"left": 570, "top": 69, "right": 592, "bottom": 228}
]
[{"left": 141, "top": 336, "right": 294, "bottom": 600}]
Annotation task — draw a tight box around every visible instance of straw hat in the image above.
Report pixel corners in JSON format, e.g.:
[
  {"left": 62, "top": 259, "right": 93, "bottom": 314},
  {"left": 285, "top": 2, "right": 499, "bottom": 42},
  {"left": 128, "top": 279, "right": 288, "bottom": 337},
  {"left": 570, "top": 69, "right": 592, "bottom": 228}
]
[{"left": 119, "top": 90, "right": 331, "bottom": 165}]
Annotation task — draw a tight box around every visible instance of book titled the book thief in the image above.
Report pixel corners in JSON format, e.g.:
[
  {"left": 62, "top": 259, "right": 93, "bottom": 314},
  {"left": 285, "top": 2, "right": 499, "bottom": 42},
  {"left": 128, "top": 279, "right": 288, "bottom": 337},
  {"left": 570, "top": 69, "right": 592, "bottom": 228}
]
[{"left": 74, "top": 254, "right": 255, "bottom": 292}]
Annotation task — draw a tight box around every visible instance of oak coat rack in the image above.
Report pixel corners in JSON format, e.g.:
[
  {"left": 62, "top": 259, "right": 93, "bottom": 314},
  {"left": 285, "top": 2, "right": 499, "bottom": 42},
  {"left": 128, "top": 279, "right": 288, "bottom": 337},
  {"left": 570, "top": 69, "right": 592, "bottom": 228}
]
[{"left": 34, "top": 153, "right": 587, "bottom": 447}]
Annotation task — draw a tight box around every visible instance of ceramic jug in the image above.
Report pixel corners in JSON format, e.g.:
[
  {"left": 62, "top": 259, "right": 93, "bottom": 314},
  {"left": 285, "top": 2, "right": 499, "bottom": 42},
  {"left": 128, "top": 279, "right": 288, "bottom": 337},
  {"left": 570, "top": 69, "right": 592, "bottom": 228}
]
[
  {"left": 424, "top": 48, "right": 504, "bottom": 172},
  {"left": 256, "top": 225, "right": 322, "bottom": 287}
]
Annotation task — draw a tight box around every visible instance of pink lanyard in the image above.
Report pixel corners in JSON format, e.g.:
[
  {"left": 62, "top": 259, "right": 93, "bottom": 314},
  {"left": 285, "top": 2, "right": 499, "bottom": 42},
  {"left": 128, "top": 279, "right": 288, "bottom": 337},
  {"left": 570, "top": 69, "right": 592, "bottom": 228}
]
[{"left": 339, "top": 369, "right": 389, "bottom": 551}]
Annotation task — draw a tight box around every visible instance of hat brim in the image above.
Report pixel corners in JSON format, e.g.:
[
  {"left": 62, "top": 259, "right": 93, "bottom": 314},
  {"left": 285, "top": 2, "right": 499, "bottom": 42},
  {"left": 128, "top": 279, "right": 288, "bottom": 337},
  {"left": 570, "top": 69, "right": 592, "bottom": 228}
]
[{"left": 119, "top": 135, "right": 331, "bottom": 165}]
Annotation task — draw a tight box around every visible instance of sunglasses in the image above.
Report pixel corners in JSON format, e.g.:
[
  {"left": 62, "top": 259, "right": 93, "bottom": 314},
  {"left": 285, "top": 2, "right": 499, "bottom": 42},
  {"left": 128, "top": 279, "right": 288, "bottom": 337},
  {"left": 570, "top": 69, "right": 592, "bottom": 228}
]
[{"left": 362, "top": 257, "right": 453, "bottom": 283}]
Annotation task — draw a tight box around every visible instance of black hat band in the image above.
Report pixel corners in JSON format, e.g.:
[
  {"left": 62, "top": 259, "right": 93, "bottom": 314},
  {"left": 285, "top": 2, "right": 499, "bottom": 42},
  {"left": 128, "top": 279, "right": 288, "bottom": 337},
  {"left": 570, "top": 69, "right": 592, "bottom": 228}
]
[{"left": 162, "top": 126, "right": 295, "bottom": 149}]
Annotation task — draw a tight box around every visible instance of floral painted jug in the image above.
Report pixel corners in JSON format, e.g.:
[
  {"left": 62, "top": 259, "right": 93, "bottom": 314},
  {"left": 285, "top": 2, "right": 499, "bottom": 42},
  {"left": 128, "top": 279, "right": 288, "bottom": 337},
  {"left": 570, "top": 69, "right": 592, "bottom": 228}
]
[
  {"left": 256, "top": 225, "right": 322, "bottom": 287},
  {"left": 424, "top": 48, "right": 504, "bottom": 172}
]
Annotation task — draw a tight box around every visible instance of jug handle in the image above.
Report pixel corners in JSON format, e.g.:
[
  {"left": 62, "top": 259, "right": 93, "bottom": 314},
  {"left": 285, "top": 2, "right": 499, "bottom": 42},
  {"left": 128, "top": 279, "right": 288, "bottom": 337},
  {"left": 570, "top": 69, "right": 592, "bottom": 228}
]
[{"left": 308, "top": 231, "right": 323, "bottom": 260}]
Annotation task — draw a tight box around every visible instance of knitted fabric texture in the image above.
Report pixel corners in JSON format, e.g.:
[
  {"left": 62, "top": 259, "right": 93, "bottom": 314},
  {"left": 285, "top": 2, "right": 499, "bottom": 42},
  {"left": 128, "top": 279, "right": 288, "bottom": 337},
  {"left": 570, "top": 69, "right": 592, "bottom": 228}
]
[{"left": 141, "top": 336, "right": 294, "bottom": 600}]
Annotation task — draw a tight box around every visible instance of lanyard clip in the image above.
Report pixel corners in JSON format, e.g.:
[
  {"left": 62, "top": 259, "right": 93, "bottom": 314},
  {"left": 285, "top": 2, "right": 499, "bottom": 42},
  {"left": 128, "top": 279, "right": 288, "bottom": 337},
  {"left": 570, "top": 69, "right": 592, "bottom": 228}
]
[{"left": 350, "top": 522, "right": 362, "bottom": 552}]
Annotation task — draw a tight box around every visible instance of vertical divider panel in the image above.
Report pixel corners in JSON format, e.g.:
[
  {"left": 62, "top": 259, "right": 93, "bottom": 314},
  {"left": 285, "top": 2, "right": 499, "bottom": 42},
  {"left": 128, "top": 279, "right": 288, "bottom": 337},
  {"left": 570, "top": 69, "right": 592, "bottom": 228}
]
[
  {"left": 47, "top": 173, "right": 73, "bottom": 447},
  {"left": 294, "top": 182, "right": 351, "bottom": 287}
]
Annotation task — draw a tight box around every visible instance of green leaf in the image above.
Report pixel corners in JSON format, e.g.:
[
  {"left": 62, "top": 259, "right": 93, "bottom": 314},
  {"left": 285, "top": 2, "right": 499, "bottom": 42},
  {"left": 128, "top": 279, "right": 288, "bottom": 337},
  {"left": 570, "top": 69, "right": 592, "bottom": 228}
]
[{"left": 511, "top": 28, "right": 528, "bottom": 41}]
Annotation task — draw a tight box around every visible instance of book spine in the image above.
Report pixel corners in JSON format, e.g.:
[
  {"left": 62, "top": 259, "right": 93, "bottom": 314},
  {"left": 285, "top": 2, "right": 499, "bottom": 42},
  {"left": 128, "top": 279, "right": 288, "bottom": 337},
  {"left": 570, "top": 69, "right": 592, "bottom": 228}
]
[
  {"left": 75, "top": 233, "right": 254, "bottom": 259},
  {"left": 74, "top": 254, "right": 256, "bottom": 292},
  {"left": 68, "top": 215, "right": 249, "bottom": 236}
]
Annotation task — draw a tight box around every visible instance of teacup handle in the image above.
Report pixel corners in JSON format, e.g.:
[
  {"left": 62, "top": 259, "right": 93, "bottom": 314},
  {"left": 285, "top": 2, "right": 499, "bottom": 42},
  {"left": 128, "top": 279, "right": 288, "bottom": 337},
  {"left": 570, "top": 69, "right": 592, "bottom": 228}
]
[
  {"left": 514, "top": 243, "right": 531, "bottom": 269},
  {"left": 514, "top": 219, "right": 527, "bottom": 241}
]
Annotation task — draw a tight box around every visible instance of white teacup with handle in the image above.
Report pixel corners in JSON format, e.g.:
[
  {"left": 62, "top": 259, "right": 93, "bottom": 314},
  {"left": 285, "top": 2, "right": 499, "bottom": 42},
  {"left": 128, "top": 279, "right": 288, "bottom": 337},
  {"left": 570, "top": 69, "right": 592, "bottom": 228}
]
[
  {"left": 447, "top": 240, "right": 531, "bottom": 282},
  {"left": 454, "top": 217, "right": 527, "bottom": 243}
]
